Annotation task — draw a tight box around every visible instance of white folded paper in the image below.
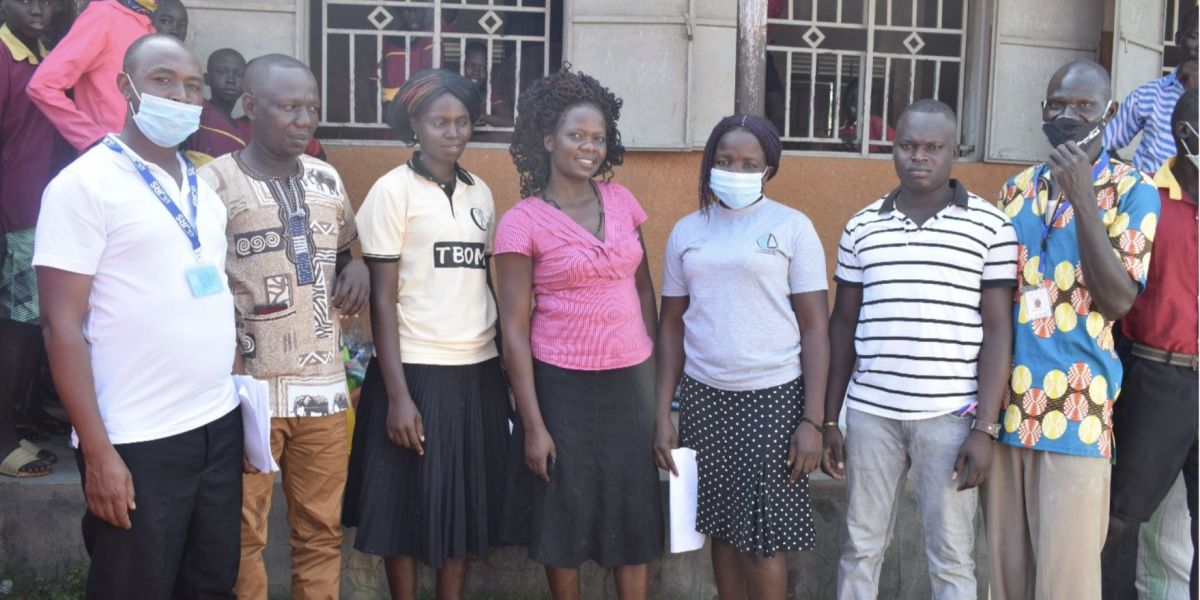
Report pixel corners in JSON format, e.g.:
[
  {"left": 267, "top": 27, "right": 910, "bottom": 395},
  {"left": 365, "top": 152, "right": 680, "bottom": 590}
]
[
  {"left": 234, "top": 376, "right": 279, "bottom": 474},
  {"left": 668, "top": 447, "right": 706, "bottom": 553}
]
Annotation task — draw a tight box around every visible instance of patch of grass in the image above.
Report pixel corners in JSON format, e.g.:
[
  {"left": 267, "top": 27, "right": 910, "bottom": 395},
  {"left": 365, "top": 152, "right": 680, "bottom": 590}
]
[{"left": 0, "top": 561, "right": 86, "bottom": 600}]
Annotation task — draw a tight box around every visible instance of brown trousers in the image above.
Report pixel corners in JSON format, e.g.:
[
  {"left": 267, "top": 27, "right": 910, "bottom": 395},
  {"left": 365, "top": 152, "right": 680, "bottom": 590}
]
[
  {"left": 234, "top": 413, "right": 349, "bottom": 600},
  {"left": 982, "top": 443, "right": 1111, "bottom": 600}
]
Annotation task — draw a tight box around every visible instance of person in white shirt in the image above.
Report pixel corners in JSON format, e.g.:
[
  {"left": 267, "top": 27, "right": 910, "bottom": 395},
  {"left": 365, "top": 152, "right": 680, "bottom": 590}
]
[{"left": 34, "top": 33, "right": 243, "bottom": 600}]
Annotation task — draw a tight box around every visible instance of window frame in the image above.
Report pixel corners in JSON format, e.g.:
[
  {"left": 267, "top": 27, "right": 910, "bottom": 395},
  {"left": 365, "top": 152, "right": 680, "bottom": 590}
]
[
  {"left": 766, "top": 0, "right": 976, "bottom": 159},
  {"left": 308, "top": 0, "right": 557, "bottom": 142}
]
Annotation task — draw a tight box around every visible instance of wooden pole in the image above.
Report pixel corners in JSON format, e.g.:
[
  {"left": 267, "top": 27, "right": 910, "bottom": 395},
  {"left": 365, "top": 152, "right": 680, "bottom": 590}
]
[{"left": 735, "top": 0, "right": 768, "bottom": 116}]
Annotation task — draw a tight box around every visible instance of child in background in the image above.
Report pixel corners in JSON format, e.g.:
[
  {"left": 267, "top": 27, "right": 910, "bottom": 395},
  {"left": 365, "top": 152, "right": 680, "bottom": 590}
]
[{"left": 0, "top": 0, "right": 72, "bottom": 476}]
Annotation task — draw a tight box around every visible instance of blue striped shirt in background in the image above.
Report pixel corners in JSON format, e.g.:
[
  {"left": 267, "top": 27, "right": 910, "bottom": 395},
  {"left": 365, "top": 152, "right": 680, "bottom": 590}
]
[{"left": 1104, "top": 66, "right": 1186, "bottom": 174}]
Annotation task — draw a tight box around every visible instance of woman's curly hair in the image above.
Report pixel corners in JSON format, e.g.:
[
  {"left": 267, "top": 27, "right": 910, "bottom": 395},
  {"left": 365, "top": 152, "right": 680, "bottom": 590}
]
[{"left": 509, "top": 66, "right": 625, "bottom": 198}]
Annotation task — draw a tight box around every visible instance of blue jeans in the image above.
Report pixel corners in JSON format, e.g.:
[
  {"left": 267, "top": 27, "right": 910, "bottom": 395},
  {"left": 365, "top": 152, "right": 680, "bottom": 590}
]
[{"left": 837, "top": 408, "right": 978, "bottom": 600}]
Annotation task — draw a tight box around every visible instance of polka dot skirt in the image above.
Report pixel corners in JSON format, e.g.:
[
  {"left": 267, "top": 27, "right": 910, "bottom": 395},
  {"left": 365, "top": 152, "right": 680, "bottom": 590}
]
[{"left": 677, "top": 374, "right": 815, "bottom": 557}]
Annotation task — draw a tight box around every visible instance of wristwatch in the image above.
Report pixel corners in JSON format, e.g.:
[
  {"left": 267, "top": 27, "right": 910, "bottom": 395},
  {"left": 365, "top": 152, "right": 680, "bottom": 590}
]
[{"left": 970, "top": 418, "right": 1001, "bottom": 440}]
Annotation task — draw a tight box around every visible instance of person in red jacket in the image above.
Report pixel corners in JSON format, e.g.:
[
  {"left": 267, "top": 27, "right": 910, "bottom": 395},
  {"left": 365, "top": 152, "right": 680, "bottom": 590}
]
[{"left": 27, "top": 0, "right": 156, "bottom": 152}]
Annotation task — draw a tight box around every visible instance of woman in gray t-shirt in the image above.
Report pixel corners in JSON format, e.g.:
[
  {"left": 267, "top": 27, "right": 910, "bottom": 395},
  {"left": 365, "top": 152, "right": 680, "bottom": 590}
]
[{"left": 653, "top": 114, "right": 830, "bottom": 600}]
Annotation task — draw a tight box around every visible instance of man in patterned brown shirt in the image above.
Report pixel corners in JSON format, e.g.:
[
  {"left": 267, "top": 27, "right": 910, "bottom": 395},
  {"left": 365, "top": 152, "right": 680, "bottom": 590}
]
[{"left": 197, "top": 54, "right": 368, "bottom": 600}]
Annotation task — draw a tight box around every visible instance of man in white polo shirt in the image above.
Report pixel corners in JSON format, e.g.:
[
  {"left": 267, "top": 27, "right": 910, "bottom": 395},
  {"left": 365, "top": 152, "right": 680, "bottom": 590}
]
[
  {"left": 822, "top": 100, "right": 1017, "bottom": 599},
  {"left": 34, "top": 34, "right": 242, "bottom": 599}
]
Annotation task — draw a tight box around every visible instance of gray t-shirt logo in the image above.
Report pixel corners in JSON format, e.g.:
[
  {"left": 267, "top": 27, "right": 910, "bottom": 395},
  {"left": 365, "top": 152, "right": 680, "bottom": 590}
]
[{"left": 757, "top": 233, "right": 779, "bottom": 253}]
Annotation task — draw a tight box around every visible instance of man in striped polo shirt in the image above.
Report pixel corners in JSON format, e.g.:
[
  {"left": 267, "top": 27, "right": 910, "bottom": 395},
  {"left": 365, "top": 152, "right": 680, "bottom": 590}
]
[
  {"left": 1105, "top": 5, "right": 1196, "bottom": 173},
  {"left": 823, "top": 99, "right": 1018, "bottom": 599}
]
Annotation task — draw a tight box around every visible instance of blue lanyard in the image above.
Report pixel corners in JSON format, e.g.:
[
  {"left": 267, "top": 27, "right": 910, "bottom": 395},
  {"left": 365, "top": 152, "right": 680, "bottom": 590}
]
[
  {"left": 1033, "top": 151, "right": 1109, "bottom": 278},
  {"left": 102, "top": 136, "right": 203, "bottom": 261}
]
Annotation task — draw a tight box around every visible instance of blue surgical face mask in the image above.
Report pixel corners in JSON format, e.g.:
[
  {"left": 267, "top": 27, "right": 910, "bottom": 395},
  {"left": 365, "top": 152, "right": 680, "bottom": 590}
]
[
  {"left": 710, "top": 168, "right": 765, "bottom": 209},
  {"left": 124, "top": 74, "right": 203, "bottom": 148}
]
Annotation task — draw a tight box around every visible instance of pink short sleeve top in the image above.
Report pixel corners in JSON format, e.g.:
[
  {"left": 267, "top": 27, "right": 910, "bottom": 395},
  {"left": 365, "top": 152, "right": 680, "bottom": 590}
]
[{"left": 494, "top": 181, "right": 652, "bottom": 371}]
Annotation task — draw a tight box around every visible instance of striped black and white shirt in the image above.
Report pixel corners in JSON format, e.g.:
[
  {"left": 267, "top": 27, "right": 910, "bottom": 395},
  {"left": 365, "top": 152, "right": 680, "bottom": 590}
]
[{"left": 834, "top": 180, "right": 1018, "bottom": 420}]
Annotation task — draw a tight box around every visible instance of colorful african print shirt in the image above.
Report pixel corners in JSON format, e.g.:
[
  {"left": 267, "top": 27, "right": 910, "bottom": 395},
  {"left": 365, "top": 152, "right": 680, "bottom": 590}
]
[
  {"left": 997, "top": 153, "right": 1160, "bottom": 460},
  {"left": 199, "top": 152, "right": 359, "bottom": 419}
]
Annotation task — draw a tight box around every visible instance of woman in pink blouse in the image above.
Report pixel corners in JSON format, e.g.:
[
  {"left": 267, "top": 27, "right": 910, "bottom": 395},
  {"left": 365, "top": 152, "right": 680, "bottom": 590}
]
[{"left": 495, "top": 69, "right": 663, "bottom": 599}]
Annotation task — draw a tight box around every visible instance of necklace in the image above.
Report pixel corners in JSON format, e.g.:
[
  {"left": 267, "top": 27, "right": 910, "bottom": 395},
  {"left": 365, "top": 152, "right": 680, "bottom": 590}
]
[{"left": 541, "top": 181, "right": 605, "bottom": 238}]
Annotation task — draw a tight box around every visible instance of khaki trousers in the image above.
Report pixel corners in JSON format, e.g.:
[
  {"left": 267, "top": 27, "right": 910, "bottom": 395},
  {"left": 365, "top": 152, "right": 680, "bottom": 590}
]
[
  {"left": 234, "top": 413, "right": 349, "bottom": 600},
  {"left": 982, "top": 443, "right": 1110, "bottom": 600}
]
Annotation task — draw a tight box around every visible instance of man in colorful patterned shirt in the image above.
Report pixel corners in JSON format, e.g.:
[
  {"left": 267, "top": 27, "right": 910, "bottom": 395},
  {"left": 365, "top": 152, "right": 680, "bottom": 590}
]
[
  {"left": 984, "top": 60, "right": 1161, "bottom": 600},
  {"left": 197, "top": 54, "right": 369, "bottom": 600},
  {"left": 1105, "top": 5, "right": 1197, "bottom": 174}
]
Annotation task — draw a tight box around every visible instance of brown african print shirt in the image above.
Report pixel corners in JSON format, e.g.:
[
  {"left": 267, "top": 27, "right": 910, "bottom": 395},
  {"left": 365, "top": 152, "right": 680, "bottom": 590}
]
[{"left": 199, "top": 152, "right": 358, "bottom": 418}]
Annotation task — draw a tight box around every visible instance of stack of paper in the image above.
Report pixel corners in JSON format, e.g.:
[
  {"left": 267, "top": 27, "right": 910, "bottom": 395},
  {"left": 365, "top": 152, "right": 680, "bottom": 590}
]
[
  {"left": 234, "top": 376, "right": 279, "bottom": 474},
  {"left": 669, "top": 447, "right": 705, "bottom": 553}
]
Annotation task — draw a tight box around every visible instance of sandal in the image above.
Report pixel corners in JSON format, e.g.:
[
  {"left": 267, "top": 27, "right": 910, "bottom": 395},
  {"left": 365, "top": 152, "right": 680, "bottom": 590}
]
[
  {"left": 15, "top": 423, "right": 49, "bottom": 443},
  {"left": 0, "top": 446, "right": 52, "bottom": 478},
  {"left": 19, "top": 439, "right": 57, "bottom": 464}
]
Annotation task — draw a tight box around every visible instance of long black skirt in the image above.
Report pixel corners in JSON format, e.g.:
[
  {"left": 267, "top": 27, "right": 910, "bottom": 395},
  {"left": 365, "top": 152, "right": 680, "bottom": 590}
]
[
  {"left": 678, "top": 374, "right": 815, "bottom": 557},
  {"left": 342, "top": 357, "right": 511, "bottom": 568},
  {"left": 501, "top": 358, "right": 664, "bottom": 569}
]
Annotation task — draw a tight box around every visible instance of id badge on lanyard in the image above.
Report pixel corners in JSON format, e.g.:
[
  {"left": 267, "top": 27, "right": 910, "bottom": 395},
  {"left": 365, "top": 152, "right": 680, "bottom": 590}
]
[
  {"left": 102, "top": 136, "right": 222, "bottom": 298},
  {"left": 1022, "top": 285, "right": 1054, "bottom": 320}
]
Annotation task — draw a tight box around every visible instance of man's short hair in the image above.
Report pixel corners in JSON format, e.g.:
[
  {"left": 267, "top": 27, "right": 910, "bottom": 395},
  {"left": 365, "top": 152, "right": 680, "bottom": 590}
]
[
  {"left": 122, "top": 33, "right": 190, "bottom": 76},
  {"left": 465, "top": 41, "right": 487, "bottom": 57},
  {"left": 1051, "top": 60, "right": 1113, "bottom": 101},
  {"left": 154, "top": 0, "right": 185, "bottom": 13},
  {"left": 1173, "top": 88, "right": 1198, "bottom": 129},
  {"left": 243, "top": 54, "right": 312, "bottom": 96},
  {"left": 899, "top": 99, "right": 957, "bottom": 125},
  {"left": 206, "top": 48, "right": 245, "bottom": 73}
]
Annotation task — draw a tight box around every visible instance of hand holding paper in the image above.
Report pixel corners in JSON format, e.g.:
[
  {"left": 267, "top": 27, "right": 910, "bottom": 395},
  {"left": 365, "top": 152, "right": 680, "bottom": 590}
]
[
  {"left": 669, "top": 447, "right": 705, "bottom": 553},
  {"left": 234, "top": 376, "right": 280, "bottom": 474}
]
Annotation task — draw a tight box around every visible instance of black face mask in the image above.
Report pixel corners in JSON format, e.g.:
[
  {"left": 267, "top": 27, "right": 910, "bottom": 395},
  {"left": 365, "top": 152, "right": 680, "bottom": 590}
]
[{"left": 1042, "top": 116, "right": 1106, "bottom": 153}]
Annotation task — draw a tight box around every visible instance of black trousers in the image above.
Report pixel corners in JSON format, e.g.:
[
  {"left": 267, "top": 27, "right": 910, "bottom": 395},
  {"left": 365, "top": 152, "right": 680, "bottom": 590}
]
[
  {"left": 1103, "top": 356, "right": 1198, "bottom": 600},
  {"left": 75, "top": 407, "right": 243, "bottom": 600}
]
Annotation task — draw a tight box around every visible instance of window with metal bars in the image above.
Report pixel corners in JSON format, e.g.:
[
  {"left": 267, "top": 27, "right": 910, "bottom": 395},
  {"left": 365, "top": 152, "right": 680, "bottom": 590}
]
[
  {"left": 765, "top": 0, "right": 968, "bottom": 156},
  {"left": 308, "top": 0, "right": 562, "bottom": 142}
]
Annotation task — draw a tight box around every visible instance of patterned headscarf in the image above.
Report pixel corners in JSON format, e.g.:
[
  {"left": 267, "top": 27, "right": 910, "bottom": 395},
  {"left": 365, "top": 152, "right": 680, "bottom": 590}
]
[{"left": 387, "top": 69, "right": 481, "bottom": 145}]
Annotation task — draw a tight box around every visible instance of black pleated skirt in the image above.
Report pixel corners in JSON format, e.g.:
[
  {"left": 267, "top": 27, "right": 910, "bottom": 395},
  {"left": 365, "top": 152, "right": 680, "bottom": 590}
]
[
  {"left": 501, "top": 358, "right": 664, "bottom": 569},
  {"left": 342, "top": 357, "right": 511, "bottom": 568},
  {"left": 678, "top": 374, "right": 815, "bottom": 557}
]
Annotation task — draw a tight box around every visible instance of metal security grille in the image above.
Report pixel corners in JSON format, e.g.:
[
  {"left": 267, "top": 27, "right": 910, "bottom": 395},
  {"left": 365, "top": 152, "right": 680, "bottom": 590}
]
[
  {"left": 315, "top": 0, "right": 554, "bottom": 137},
  {"left": 767, "top": 0, "right": 967, "bottom": 155}
]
